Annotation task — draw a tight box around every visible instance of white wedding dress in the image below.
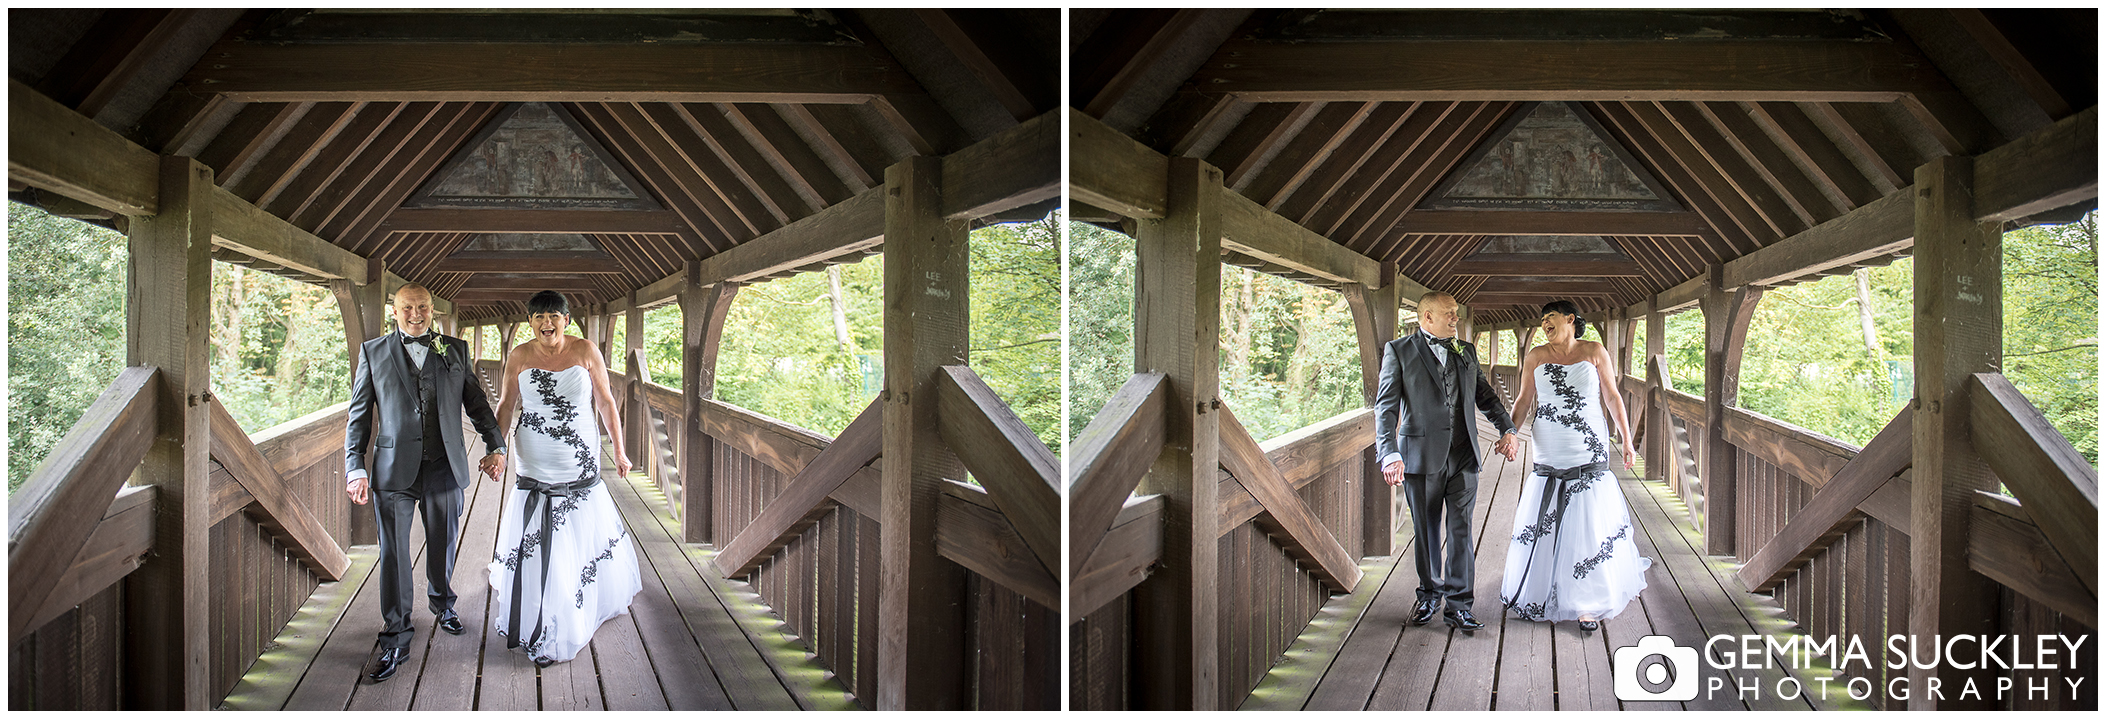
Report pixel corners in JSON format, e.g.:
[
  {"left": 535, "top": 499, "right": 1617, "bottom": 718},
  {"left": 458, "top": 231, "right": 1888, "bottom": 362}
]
[
  {"left": 489, "top": 365, "right": 640, "bottom": 664},
  {"left": 1499, "top": 361, "right": 1650, "bottom": 623}
]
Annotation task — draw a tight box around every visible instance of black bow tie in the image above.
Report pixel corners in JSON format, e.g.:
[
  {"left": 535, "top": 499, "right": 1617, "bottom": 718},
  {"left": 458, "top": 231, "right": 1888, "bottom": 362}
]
[
  {"left": 402, "top": 333, "right": 435, "bottom": 347},
  {"left": 1432, "top": 336, "right": 1460, "bottom": 355}
]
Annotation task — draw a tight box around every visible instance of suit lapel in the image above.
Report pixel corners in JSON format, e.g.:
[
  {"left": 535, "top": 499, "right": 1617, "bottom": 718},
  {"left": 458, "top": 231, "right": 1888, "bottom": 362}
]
[{"left": 383, "top": 331, "right": 414, "bottom": 397}]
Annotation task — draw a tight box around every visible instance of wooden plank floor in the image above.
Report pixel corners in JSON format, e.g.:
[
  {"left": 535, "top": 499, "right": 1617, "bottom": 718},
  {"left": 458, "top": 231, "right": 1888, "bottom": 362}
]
[
  {"left": 1257, "top": 419, "right": 1873, "bottom": 711},
  {"left": 220, "top": 430, "right": 857, "bottom": 710}
]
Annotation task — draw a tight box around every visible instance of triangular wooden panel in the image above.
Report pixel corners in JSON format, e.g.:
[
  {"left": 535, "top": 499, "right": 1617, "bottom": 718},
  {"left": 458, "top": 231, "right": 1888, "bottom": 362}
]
[
  {"left": 1420, "top": 101, "right": 1683, "bottom": 213},
  {"left": 405, "top": 102, "right": 662, "bottom": 211}
]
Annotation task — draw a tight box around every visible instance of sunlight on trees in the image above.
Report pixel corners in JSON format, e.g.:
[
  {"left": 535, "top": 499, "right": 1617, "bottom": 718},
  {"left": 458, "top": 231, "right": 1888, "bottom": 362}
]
[
  {"left": 1218, "top": 265, "right": 1361, "bottom": 442},
  {"left": 8, "top": 204, "right": 128, "bottom": 493},
  {"left": 209, "top": 261, "right": 350, "bottom": 433}
]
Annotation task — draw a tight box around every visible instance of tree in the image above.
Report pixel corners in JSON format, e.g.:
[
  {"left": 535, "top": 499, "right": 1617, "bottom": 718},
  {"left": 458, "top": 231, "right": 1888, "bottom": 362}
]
[{"left": 8, "top": 204, "right": 128, "bottom": 493}]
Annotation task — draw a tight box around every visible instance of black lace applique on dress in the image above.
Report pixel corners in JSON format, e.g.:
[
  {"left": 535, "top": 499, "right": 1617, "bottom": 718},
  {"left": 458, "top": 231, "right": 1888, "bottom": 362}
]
[
  {"left": 494, "top": 490, "right": 588, "bottom": 570},
  {"left": 522, "top": 368, "right": 599, "bottom": 483},
  {"left": 1573, "top": 524, "right": 1631, "bottom": 579},
  {"left": 1506, "top": 585, "right": 1558, "bottom": 621},
  {"left": 573, "top": 528, "right": 629, "bottom": 608},
  {"left": 1513, "top": 471, "right": 1605, "bottom": 545},
  {"left": 1537, "top": 364, "right": 1607, "bottom": 463}
]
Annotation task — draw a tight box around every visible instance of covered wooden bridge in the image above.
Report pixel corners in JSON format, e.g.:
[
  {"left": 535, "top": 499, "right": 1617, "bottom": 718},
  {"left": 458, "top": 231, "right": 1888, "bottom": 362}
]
[
  {"left": 10, "top": 9, "right": 1058, "bottom": 710},
  {"left": 1069, "top": 9, "right": 2095, "bottom": 710}
]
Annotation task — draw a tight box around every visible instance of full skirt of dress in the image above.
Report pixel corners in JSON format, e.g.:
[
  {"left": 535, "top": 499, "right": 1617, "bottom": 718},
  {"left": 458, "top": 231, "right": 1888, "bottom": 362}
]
[
  {"left": 1499, "top": 361, "right": 1651, "bottom": 623},
  {"left": 488, "top": 365, "right": 641, "bottom": 664}
]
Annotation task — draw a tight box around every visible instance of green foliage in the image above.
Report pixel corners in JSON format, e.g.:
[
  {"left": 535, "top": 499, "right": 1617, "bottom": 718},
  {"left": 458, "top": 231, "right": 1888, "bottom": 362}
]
[
  {"left": 2000, "top": 214, "right": 2096, "bottom": 462},
  {"left": 643, "top": 219, "right": 1060, "bottom": 454},
  {"left": 1664, "top": 308, "right": 1705, "bottom": 396},
  {"left": 209, "top": 262, "right": 350, "bottom": 433},
  {"left": 8, "top": 205, "right": 128, "bottom": 493},
  {"left": 1219, "top": 265, "right": 1361, "bottom": 442},
  {"left": 1065, "top": 220, "right": 1360, "bottom": 444},
  {"left": 1066, "top": 222, "right": 1135, "bottom": 444}
]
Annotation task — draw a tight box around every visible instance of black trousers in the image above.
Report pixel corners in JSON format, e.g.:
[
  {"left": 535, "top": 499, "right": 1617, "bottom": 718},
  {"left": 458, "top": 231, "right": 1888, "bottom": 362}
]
[
  {"left": 1400, "top": 441, "right": 1479, "bottom": 612},
  {"left": 374, "top": 456, "right": 463, "bottom": 649}
]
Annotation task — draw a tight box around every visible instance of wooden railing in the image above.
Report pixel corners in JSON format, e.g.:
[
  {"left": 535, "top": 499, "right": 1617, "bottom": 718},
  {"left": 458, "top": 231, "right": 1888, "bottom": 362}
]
[
  {"left": 615, "top": 363, "right": 1058, "bottom": 709},
  {"left": 9, "top": 368, "right": 355, "bottom": 709},
  {"left": 1715, "top": 372, "right": 2095, "bottom": 709},
  {"left": 1069, "top": 370, "right": 1374, "bottom": 709}
]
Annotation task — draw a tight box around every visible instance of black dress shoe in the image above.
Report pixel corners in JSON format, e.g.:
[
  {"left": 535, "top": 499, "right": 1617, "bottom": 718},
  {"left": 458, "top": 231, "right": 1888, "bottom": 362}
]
[
  {"left": 534, "top": 656, "right": 556, "bottom": 669},
  {"left": 1578, "top": 619, "right": 1600, "bottom": 633},
  {"left": 1445, "top": 609, "right": 1486, "bottom": 632},
  {"left": 1410, "top": 598, "right": 1440, "bottom": 626},
  {"left": 369, "top": 647, "right": 408, "bottom": 682},
  {"left": 438, "top": 612, "right": 465, "bottom": 636}
]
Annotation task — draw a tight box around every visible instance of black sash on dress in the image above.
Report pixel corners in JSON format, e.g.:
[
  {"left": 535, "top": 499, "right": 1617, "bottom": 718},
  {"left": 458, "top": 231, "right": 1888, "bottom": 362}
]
[
  {"left": 1505, "top": 461, "right": 1610, "bottom": 611},
  {"left": 505, "top": 473, "right": 602, "bottom": 654}
]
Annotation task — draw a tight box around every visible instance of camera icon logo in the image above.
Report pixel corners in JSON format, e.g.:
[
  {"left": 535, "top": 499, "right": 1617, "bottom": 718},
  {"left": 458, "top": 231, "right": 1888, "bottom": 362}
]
[{"left": 1614, "top": 635, "right": 1699, "bottom": 701}]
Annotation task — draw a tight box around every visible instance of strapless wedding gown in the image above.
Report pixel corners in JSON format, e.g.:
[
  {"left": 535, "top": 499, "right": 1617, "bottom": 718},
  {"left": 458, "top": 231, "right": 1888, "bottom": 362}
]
[
  {"left": 1499, "top": 361, "right": 1651, "bottom": 623},
  {"left": 488, "top": 365, "right": 640, "bottom": 664}
]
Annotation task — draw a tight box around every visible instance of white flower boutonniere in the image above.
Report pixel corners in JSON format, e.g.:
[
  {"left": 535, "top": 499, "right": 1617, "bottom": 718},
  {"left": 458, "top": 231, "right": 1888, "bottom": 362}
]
[{"left": 431, "top": 339, "right": 450, "bottom": 357}]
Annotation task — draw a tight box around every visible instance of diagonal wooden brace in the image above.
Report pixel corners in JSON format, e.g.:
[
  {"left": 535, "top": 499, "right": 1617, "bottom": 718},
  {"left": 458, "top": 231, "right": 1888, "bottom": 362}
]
[
  {"left": 1217, "top": 403, "right": 1362, "bottom": 593},
  {"left": 712, "top": 397, "right": 883, "bottom": 578}
]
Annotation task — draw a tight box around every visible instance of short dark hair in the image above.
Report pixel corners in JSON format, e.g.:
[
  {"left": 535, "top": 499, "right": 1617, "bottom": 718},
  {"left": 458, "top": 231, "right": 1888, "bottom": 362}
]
[
  {"left": 1541, "top": 300, "right": 1589, "bottom": 338},
  {"left": 526, "top": 290, "right": 571, "bottom": 318}
]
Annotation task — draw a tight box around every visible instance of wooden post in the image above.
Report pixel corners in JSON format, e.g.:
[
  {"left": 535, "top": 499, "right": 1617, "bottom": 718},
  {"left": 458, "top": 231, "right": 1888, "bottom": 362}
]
[
  {"left": 1643, "top": 311, "right": 1666, "bottom": 484},
  {"left": 679, "top": 276, "right": 738, "bottom": 545},
  {"left": 877, "top": 155, "right": 970, "bottom": 709},
  {"left": 1908, "top": 154, "right": 2001, "bottom": 709},
  {"left": 1345, "top": 278, "right": 1400, "bottom": 558},
  {"left": 1701, "top": 267, "right": 1763, "bottom": 556},
  {"left": 624, "top": 293, "right": 647, "bottom": 466},
  {"left": 1455, "top": 303, "right": 1474, "bottom": 343},
  {"left": 126, "top": 156, "right": 214, "bottom": 710},
  {"left": 1132, "top": 157, "right": 1224, "bottom": 709},
  {"left": 328, "top": 274, "right": 385, "bottom": 547}
]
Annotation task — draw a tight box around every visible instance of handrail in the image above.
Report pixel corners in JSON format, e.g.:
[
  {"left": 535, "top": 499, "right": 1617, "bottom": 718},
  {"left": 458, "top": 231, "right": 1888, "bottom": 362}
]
[
  {"left": 1969, "top": 493, "right": 2096, "bottom": 626},
  {"left": 207, "top": 397, "right": 351, "bottom": 581},
  {"left": 8, "top": 366, "right": 160, "bottom": 641},
  {"left": 713, "top": 398, "right": 883, "bottom": 578},
  {"left": 1217, "top": 403, "right": 1361, "bottom": 593},
  {"left": 1068, "top": 373, "right": 1168, "bottom": 577},
  {"left": 1218, "top": 408, "right": 1373, "bottom": 533},
  {"left": 19, "top": 484, "right": 156, "bottom": 637},
  {"left": 1967, "top": 373, "right": 2098, "bottom": 596},
  {"left": 1736, "top": 409, "right": 1911, "bottom": 592},
  {"left": 937, "top": 480, "right": 1059, "bottom": 609}
]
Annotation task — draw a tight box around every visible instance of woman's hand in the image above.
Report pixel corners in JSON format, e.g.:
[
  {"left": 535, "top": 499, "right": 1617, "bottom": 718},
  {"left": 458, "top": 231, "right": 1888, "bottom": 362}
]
[
  {"left": 614, "top": 453, "right": 634, "bottom": 476},
  {"left": 1621, "top": 440, "right": 1637, "bottom": 469}
]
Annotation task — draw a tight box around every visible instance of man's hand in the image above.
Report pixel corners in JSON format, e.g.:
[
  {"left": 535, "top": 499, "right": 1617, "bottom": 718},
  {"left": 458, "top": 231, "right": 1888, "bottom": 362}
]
[
  {"left": 1382, "top": 460, "right": 1404, "bottom": 487},
  {"left": 1494, "top": 434, "right": 1520, "bottom": 462},
  {"left": 480, "top": 452, "right": 507, "bottom": 482},
  {"left": 346, "top": 476, "right": 370, "bottom": 505}
]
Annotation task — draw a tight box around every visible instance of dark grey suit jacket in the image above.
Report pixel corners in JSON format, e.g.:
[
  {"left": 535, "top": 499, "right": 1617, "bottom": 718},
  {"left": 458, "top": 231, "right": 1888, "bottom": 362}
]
[
  {"left": 1374, "top": 332, "right": 1516, "bottom": 475},
  {"left": 344, "top": 331, "right": 506, "bottom": 492}
]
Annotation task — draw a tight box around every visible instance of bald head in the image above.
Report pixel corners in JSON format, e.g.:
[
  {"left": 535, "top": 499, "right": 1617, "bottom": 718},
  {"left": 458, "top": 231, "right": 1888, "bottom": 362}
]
[
  {"left": 1417, "top": 291, "right": 1460, "bottom": 339},
  {"left": 392, "top": 284, "right": 434, "bottom": 336}
]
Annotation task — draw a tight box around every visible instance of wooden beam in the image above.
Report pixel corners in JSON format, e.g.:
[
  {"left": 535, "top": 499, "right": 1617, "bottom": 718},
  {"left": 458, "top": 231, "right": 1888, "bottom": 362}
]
[
  {"left": 459, "top": 275, "right": 604, "bottom": 290},
  {"left": 1448, "top": 253, "right": 1644, "bottom": 276},
  {"left": 22, "top": 485, "right": 157, "bottom": 636},
  {"left": 1656, "top": 273, "right": 1709, "bottom": 311},
  {"left": 1967, "top": 373, "right": 2097, "bottom": 596},
  {"left": 1474, "top": 279, "right": 1624, "bottom": 294},
  {"left": 1971, "top": 105, "right": 2097, "bottom": 223},
  {"left": 1720, "top": 189, "right": 1912, "bottom": 289},
  {"left": 207, "top": 185, "right": 368, "bottom": 281},
  {"left": 1967, "top": 500, "right": 2096, "bottom": 627},
  {"left": 1068, "top": 373, "right": 1168, "bottom": 577},
  {"left": 1397, "top": 210, "right": 1711, "bottom": 236},
  {"left": 1131, "top": 157, "right": 1223, "bottom": 709},
  {"left": 1722, "top": 408, "right": 1854, "bottom": 488},
  {"left": 1349, "top": 280, "right": 1400, "bottom": 557},
  {"left": 1215, "top": 406, "right": 1361, "bottom": 591},
  {"left": 938, "top": 109, "right": 1059, "bottom": 221},
  {"left": 126, "top": 155, "right": 214, "bottom": 709},
  {"left": 711, "top": 400, "right": 883, "bottom": 578},
  {"left": 434, "top": 252, "right": 630, "bottom": 274},
  {"left": 1702, "top": 269, "right": 1760, "bottom": 555},
  {"left": 1070, "top": 495, "right": 1166, "bottom": 622},
  {"left": 1217, "top": 409, "right": 1376, "bottom": 534},
  {"left": 692, "top": 189, "right": 884, "bottom": 285},
  {"left": 9, "top": 79, "right": 159, "bottom": 216},
  {"left": 933, "top": 366, "right": 1059, "bottom": 577},
  {"left": 1909, "top": 154, "right": 2001, "bottom": 709},
  {"left": 1191, "top": 40, "right": 1950, "bottom": 101},
  {"left": 935, "top": 482, "right": 1058, "bottom": 610},
  {"left": 379, "top": 208, "right": 689, "bottom": 235},
  {"left": 382, "top": 271, "right": 452, "bottom": 315},
  {"left": 205, "top": 399, "right": 350, "bottom": 580},
  {"left": 8, "top": 367, "right": 159, "bottom": 641},
  {"left": 877, "top": 155, "right": 970, "bottom": 709},
  {"left": 181, "top": 42, "right": 923, "bottom": 102},
  {"left": 1219, "top": 189, "right": 1384, "bottom": 287},
  {"left": 1069, "top": 107, "right": 1169, "bottom": 219}
]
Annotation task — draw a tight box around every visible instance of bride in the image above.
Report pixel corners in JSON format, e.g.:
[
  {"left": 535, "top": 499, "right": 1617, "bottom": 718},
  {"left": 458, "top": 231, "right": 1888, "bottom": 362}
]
[
  {"left": 488, "top": 290, "right": 641, "bottom": 666},
  {"left": 1498, "top": 300, "right": 1650, "bottom": 632}
]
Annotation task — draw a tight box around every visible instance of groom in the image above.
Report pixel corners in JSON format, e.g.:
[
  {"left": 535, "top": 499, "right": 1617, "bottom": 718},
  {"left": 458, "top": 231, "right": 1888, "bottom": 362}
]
[
  {"left": 1375, "top": 292, "right": 1518, "bottom": 633},
  {"left": 344, "top": 283, "right": 508, "bottom": 682}
]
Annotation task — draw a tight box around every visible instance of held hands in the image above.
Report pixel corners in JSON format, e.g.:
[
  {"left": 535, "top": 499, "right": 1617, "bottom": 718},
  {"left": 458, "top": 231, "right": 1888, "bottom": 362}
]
[
  {"left": 1493, "top": 434, "right": 1521, "bottom": 462},
  {"left": 480, "top": 452, "right": 507, "bottom": 482}
]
